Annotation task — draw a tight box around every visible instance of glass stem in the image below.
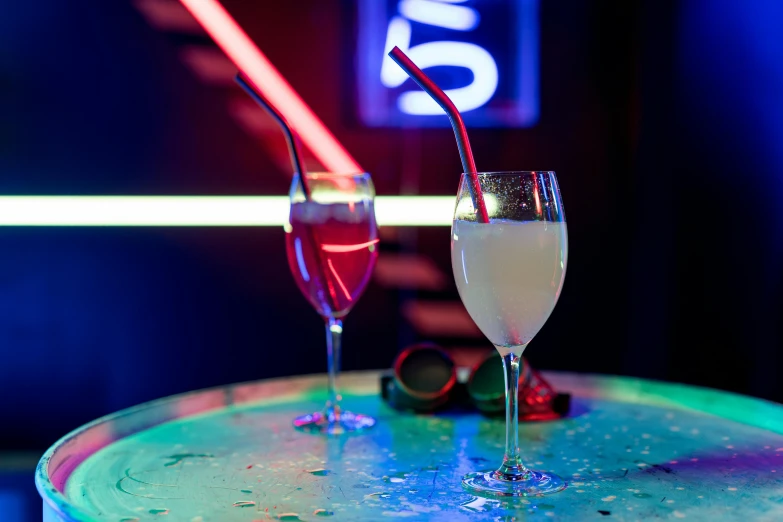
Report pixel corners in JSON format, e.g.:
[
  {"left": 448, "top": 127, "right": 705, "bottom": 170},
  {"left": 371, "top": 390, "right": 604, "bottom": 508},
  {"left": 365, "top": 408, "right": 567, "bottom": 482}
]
[
  {"left": 496, "top": 350, "right": 531, "bottom": 480},
  {"left": 325, "top": 317, "right": 343, "bottom": 419}
]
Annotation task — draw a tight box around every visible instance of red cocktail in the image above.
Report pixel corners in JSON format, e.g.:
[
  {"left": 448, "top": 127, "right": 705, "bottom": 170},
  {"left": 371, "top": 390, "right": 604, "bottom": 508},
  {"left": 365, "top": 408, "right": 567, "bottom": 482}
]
[
  {"left": 285, "top": 201, "right": 378, "bottom": 318},
  {"left": 285, "top": 173, "right": 378, "bottom": 434}
]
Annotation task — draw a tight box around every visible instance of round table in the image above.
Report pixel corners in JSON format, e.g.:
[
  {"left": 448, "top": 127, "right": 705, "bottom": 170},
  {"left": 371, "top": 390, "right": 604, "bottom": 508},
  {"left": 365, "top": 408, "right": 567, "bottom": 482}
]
[{"left": 37, "top": 371, "right": 783, "bottom": 521}]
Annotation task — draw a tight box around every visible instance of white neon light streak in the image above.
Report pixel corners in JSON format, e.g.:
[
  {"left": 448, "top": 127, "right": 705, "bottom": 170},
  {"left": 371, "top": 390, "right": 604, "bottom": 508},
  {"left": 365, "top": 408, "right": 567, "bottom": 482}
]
[
  {"left": 0, "top": 197, "right": 455, "bottom": 226},
  {"left": 454, "top": 193, "right": 499, "bottom": 219}
]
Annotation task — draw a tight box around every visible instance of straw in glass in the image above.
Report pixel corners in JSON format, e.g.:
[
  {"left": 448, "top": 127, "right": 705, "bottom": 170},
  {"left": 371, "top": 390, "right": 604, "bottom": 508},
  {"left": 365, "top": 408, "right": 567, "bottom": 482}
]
[
  {"left": 235, "top": 71, "right": 340, "bottom": 310},
  {"left": 387, "top": 47, "right": 489, "bottom": 223},
  {"left": 236, "top": 73, "right": 310, "bottom": 199},
  {"left": 237, "top": 71, "right": 359, "bottom": 431}
]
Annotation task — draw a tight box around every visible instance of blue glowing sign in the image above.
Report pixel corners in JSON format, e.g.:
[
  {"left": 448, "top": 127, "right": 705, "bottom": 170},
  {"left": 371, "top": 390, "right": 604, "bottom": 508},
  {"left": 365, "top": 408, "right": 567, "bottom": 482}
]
[{"left": 357, "top": 0, "right": 539, "bottom": 128}]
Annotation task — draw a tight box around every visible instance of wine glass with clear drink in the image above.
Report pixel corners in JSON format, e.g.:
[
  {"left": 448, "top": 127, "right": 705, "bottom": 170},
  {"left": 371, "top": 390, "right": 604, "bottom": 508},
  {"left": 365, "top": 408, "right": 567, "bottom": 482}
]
[
  {"left": 285, "top": 172, "right": 379, "bottom": 435},
  {"left": 452, "top": 171, "right": 568, "bottom": 496}
]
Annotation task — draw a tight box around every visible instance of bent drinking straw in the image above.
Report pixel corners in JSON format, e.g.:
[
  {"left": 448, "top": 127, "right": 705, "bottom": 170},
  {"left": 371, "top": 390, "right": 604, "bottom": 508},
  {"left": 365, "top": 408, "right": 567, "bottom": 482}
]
[
  {"left": 236, "top": 72, "right": 340, "bottom": 310},
  {"left": 236, "top": 72, "right": 311, "bottom": 199},
  {"left": 387, "top": 47, "right": 489, "bottom": 223}
]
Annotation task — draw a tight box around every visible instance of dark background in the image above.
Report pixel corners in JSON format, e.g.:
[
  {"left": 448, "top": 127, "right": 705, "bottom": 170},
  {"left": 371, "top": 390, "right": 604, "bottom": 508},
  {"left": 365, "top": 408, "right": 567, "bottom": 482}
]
[{"left": 1, "top": 1, "right": 782, "bottom": 519}]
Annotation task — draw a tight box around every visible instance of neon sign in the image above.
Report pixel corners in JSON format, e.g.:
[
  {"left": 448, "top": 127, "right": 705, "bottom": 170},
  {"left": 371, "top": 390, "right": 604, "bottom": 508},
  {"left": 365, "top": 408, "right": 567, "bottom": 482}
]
[{"left": 357, "top": 0, "right": 539, "bottom": 127}]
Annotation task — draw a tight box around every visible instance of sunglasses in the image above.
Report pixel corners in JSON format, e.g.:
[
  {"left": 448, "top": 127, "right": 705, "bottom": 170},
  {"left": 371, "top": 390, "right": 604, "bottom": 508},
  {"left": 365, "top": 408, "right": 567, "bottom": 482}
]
[{"left": 381, "top": 343, "right": 570, "bottom": 420}]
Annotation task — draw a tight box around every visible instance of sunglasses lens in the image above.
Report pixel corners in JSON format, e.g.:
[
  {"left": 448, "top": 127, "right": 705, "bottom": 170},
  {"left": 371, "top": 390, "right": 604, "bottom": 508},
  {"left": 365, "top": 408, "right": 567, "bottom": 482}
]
[
  {"left": 398, "top": 349, "right": 453, "bottom": 394},
  {"left": 384, "top": 345, "right": 569, "bottom": 418},
  {"left": 468, "top": 352, "right": 506, "bottom": 414},
  {"left": 389, "top": 344, "right": 456, "bottom": 412}
]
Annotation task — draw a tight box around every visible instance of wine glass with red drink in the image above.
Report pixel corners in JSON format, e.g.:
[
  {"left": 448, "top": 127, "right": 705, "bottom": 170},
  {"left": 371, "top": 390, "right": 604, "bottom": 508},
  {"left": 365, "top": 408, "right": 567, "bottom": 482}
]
[{"left": 285, "top": 172, "right": 379, "bottom": 435}]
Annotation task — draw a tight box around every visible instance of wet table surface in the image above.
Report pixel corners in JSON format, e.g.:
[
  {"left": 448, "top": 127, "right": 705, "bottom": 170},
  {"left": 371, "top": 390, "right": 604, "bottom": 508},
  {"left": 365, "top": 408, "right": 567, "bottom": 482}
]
[{"left": 38, "top": 371, "right": 783, "bottom": 521}]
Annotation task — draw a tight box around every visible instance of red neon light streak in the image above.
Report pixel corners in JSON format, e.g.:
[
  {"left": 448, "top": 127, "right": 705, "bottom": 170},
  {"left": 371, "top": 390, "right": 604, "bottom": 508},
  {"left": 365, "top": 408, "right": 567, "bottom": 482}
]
[
  {"left": 321, "top": 239, "right": 379, "bottom": 253},
  {"left": 326, "top": 259, "right": 352, "bottom": 301},
  {"left": 179, "top": 0, "right": 362, "bottom": 174}
]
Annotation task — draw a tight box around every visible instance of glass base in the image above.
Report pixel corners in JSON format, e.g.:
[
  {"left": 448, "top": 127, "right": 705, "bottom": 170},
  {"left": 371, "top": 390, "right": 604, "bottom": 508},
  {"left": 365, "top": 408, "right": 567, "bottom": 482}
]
[
  {"left": 462, "top": 469, "right": 566, "bottom": 497},
  {"left": 293, "top": 410, "right": 376, "bottom": 435}
]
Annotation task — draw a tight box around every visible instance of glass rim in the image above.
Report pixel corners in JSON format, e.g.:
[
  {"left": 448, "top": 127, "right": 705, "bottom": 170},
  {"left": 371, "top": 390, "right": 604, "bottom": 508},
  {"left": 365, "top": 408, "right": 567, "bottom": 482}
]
[{"left": 460, "top": 171, "right": 555, "bottom": 176}]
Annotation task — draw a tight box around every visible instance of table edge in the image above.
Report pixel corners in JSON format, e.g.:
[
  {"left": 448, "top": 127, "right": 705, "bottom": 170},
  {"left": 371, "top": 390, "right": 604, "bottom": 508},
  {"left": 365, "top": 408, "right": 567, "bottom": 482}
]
[{"left": 35, "top": 370, "right": 783, "bottom": 521}]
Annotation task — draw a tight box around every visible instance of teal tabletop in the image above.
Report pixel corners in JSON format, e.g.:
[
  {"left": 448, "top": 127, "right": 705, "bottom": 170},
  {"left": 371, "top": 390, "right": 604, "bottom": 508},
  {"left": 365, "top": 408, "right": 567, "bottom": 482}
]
[{"left": 37, "top": 371, "right": 783, "bottom": 521}]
